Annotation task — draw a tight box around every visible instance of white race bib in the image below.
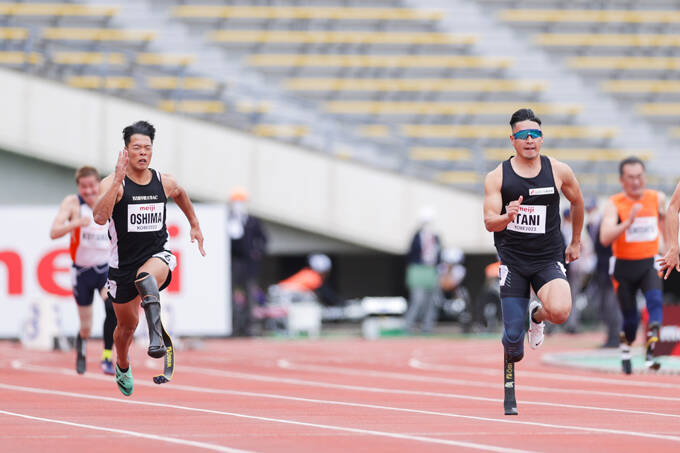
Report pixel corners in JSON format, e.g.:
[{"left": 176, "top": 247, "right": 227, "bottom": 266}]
[
  {"left": 624, "top": 216, "right": 658, "bottom": 243},
  {"left": 128, "top": 203, "right": 164, "bottom": 232},
  {"left": 506, "top": 205, "right": 546, "bottom": 234}
]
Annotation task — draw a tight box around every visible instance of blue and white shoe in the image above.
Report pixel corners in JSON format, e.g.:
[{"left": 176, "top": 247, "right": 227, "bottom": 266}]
[
  {"left": 527, "top": 300, "right": 545, "bottom": 350},
  {"left": 101, "top": 358, "right": 115, "bottom": 376}
]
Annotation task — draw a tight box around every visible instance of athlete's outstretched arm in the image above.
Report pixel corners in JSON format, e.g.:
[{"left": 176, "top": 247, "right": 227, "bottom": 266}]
[
  {"left": 93, "top": 150, "right": 126, "bottom": 225},
  {"left": 558, "top": 161, "right": 584, "bottom": 263},
  {"left": 657, "top": 191, "right": 668, "bottom": 250},
  {"left": 658, "top": 183, "right": 680, "bottom": 279},
  {"left": 483, "top": 166, "right": 522, "bottom": 232},
  {"left": 162, "top": 173, "right": 206, "bottom": 256},
  {"left": 599, "top": 199, "right": 642, "bottom": 248},
  {"left": 49, "top": 195, "right": 87, "bottom": 239}
]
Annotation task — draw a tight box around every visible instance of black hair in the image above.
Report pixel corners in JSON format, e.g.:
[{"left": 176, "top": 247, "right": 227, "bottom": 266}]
[
  {"left": 509, "top": 108, "right": 542, "bottom": 128},
  {"left": 123, "top": 120, "right": 156, "bottom": 146},
  {"left": 619, "top": 156, "right": 645, "bottom": 176}
]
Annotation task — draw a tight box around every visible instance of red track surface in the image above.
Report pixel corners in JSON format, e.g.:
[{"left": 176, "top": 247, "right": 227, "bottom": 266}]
[{"left": 1, "top": 333, "right": 679, "bottom": 452}]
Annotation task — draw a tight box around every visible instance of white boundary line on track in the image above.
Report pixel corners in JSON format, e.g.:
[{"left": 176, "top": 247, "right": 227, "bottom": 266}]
[
  {"left": 0, "top": 408, "right": 253, "bottom": 453},
  {"left": 0, "top": 382, "right": 536, "bottom": 453},
  {"left": 175, "top": 363, "right": 680, "bottom": 420},
  {"left": 8, "top": 361, "right": 680, "bottom": 444},
  {"left": 408, "top": 357, "right": 680, "bottom": 389},
  {"left": 276, "top": 359, "right": 680, "bottom": 403},
  {"left": 13, "top": 358, "right": 680, "bottom": 421}
]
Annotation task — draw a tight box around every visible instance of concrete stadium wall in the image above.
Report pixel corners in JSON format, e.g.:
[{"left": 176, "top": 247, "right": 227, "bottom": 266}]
[{"left": 0, "top": 67, "right": 494, "bottom": 254}]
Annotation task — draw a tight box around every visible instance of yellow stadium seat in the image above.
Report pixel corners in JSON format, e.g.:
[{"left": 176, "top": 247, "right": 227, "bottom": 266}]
[
  {"left": 210, "top": 30, "right": 476, "bottom": 45},
  {"left": 323, "top": 101, "right": 582, "bottom": 115},
  {"left": 136, "top": 53, "right": 195, "bottom": 66},
  {"left": 248, "top": 54, "right": 513, "bottom": 69},
  {"left": 435, "top": 171, "right": 480, "bottom": 184},
  {"left": 236, "top": 100, "right": 272, "bottom": 114},
  {"left": 0, "top": 3, "right": 118, "bottom": 17},
  {"left": 409, "top": 147, "right": 472, "bottom": 161},
  {"left": 173, "top": 5, "right": 443, "bottom": 21},
  {"left": 567, "top": 56, "right": 680, "bottom": 70},
  {"left": 252, "top": 124, "right": 309, "bottom": 137},
  {"left": 484, "top": 148, "right": 652, "bottom": 161},
  {"left": 53, "top": 52, "right": 126, "bottom": 65},
  {"left": 67, "top": 76, "right": 135, "bottom": 90},
  {"left": 43, "top": 28, "right": 156, "bottom": 42},
  {"left": 501, "top": 9, "right": 680, "bottom": 23},
  {"left": 0, "top": 27, "right": 28, "bottom": 40},
  {"left": 636, "top": 103, "right": 680, "bottom": 115},
  {"left": 147, "top": 77, "right": 217, "bottom": 91},
  {"left": 603, "top": 80, "right": 680, "bottom": 93},
  {"left": 0, "top": 51, "right": 42, "bottom": 64},
  {"left": 401, "top": 125, "right": 618, "bottom": 139},
  {"left": 357, "top": 125, "right": 391, "bottom": 138},
  {"left": 535, "top": 34, "right": 680, "bottom": 47},
  {"left": 283, "top": 78, "right": 546, "bottom": 92},
  {"left": 158, "top": 100, "right": 225, "bottom": 114}
]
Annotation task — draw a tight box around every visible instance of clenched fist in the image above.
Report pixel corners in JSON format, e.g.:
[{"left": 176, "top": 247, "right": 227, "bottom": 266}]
[{"left": 506, "top": 195, "right": 523, "bottom": 222}]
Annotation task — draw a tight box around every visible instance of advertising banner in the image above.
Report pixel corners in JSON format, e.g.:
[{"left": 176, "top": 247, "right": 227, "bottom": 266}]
[{"left": 0, "top": 204, "right": 230, "bottom": 339}]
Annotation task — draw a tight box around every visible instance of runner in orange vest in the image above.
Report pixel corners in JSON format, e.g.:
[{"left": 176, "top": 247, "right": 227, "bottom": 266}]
[{"left": 600, "top": 156, "right": 666, "bottom": 374}]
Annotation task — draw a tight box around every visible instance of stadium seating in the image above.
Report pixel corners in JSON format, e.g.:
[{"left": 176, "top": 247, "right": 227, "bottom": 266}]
[
  {"left": 0, "top": 0, "right": 671, "bottom": 195},
  {"left": 0, "top": 50, "right": 42, "bottom": 64},
  {"left": 0, "top": 3, "right": 118, "bottom": 17}
]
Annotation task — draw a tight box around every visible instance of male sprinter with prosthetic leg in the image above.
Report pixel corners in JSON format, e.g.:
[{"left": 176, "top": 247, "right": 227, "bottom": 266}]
[
  {"left": 94, "top": 121, "right": 205, "bottom": 396},
  {"left": 601, "top": 157, "right": 666, "bottom": 373},
  {"left": 50, "top": 166, "right": 117, "bottom": 375},
  {"left": 484, "top": 108, "right": 584, "bottom": 415}
]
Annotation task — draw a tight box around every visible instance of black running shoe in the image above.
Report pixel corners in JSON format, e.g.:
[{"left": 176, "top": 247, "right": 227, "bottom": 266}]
[
  {"left": 75, "top": 334, "right": 86, "bottom": 374},
  {"left": 620, "top": 332, "right": 632, "bottom": 375},
  {"left": 622, "top": 358, "right": 632, "bottom": 375}
]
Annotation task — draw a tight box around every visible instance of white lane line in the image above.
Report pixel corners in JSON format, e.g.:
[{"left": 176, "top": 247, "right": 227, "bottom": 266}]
[
  {"left": 8, "top": 362, "right": 680, "bottom": 443},
  {"left": 277, "top": 359, "right": 680, "bottom": 403},
  {"left": 178, "top": 363, "right": 680, "bottom": 419},
  {"left": 0, "top": 383, "right": 535, "bottom": 453},
  {"left": 12, "top": 359, "right": 680, "bottom": 421},
  {"left": 408, "top": 358, "right": 680, "bottom": 389},
  {"left": 0, "top": 408, "right": 253, "bottom": 453}
]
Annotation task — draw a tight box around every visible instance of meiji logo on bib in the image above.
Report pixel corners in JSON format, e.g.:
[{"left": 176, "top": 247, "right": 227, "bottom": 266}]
[
  {"left": 128, "top": 203, "right": 164, "bottom": 232},
  {"left": 506, "top": 205, "right": 546, "bottom": 234},
  {"left": 625, "top": 216, "right": 658, "bottom": 243},
  {"left": 529, "top": 187, "right": 554, "bottom": 196}
]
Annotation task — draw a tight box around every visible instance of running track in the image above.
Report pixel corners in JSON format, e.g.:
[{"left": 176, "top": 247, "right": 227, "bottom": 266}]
[{"left": 1, "top": 333, "right": 679, "bottom": 452}]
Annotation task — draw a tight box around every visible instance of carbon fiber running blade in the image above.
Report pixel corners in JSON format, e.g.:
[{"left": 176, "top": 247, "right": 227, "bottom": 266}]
[
  {"left": 153, "top": 324, "right": 174, "bottom": 385},
  {"left": 504, "top": 359, "right": 518, "bottom": 415}
]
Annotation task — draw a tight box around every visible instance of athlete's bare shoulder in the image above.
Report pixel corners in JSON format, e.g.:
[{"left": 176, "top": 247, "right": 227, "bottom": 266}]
[
  {"left": 57, "top": 193, "right": 79, "bottom": 217},
  {"left": 160, "top": 172, "right": 180, "bottom": 198},
  {"left": 62, "top": 193, "right": 79, "bottom": 206},
  {"left": 484, "top": 163, "right": 503, "bottom": 191},
  {"left": 100, "top": 172, "right": 124, "bottom": 200},
  {"left": 485, "top": 163, "right": 503, "bottom": 184},
  {"left": 546, "top": 156, "right": 576, "bottom": 187}
]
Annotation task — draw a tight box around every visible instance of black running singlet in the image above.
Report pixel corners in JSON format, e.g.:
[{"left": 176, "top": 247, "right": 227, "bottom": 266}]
[
  {"left": 493, "top": 155, "right": 564, "bottom": 266},
  {"left": 109, "top": 169, "right": 168, "bottom": 269}
]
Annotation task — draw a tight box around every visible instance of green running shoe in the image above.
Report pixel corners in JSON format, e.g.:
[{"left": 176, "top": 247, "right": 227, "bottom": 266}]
[{"left": 115, "top": 364, "right": 133, "bottom": 396}]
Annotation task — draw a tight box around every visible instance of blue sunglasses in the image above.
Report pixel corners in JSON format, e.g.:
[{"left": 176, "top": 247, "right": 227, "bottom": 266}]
[{"left": 513, "top": 129, "right": 543, "bottom": 140}]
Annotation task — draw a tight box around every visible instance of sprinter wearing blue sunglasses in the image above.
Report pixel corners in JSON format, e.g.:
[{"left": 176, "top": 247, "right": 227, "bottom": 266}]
[{"left": 483, "top": 108, "right": 584, "bottom": 415}]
